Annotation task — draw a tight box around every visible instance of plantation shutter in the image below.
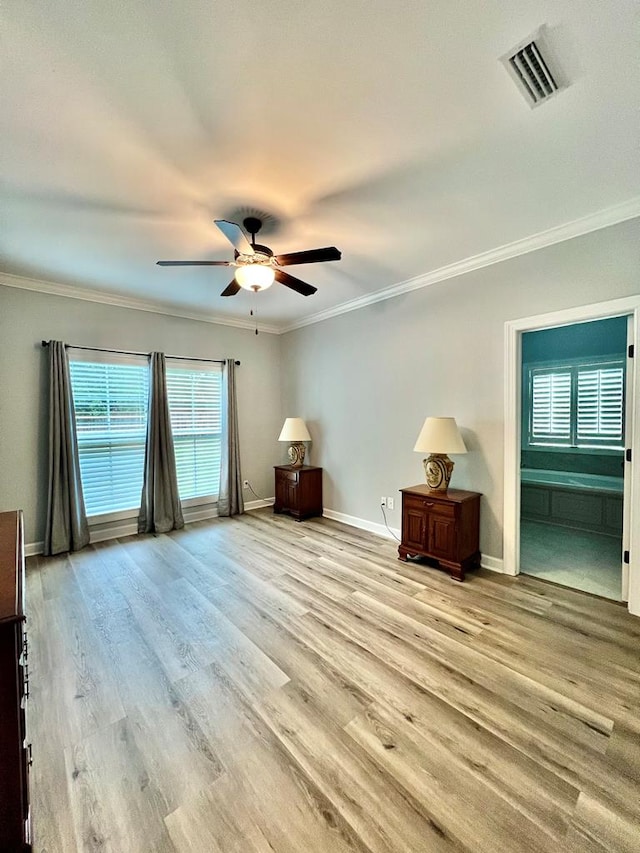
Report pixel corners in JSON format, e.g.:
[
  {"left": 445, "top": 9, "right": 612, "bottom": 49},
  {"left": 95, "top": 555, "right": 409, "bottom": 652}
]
[
  {"left": 166, "top": 364, "right": 223, "bottom": 500},
  {"left": 69, "top": 360, "right": 149, "bottom": 515},
  {"left": 577, "top": 365, "right": 624, "bottom": 443},
  {"left": 531, "top": 370, "right": 572, "bottom": 441}
]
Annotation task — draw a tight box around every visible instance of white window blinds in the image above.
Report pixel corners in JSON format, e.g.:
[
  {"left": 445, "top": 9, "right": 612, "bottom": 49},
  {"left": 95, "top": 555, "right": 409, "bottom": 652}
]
[
  {"left": 577, "top": 365, "right": 624, "bottom": 443},
  {"left": 531, "top": 370, "right": 572, "bottom": 440},
  {"left": 527, "top": 358, "right": 625, "bottom": 449},
  {"left": 166, "top": 364, "right": 223, "bottom": 501},
  {"left": 69, "top": 360, "right": 149, "bottom": 516}
]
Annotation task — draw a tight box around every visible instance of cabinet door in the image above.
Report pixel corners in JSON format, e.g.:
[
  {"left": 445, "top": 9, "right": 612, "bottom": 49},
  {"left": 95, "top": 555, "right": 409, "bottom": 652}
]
[
  {"left": 286, "top": 481, "right": 298, "bottom": 510},
  {"left": 403, "top": 506, "right": 427, "bottom": 551},
  {"left": 428, "top": 514, "right": 456, "bottom": 560}
]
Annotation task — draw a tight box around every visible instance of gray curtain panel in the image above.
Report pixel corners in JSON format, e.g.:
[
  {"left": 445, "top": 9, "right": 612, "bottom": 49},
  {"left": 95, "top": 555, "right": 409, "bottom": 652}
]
[
  {"left": 44, "top": 341, "right": 90, "bottom": 556},
  {"left": 218, "top": 358, "right": 244, "bottom": 517},
  {"left": 138, "top": 352, "right": 184, "bottom": 534}
]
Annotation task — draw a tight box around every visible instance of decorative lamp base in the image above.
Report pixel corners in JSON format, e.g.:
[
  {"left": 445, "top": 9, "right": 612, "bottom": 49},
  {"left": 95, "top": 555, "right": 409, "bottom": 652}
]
[
  {"left": 288, "top": 442, "right": 306, "bottom": 467},
  {"left": 423, "top": 453, "right": 454, "bottom": 492}
]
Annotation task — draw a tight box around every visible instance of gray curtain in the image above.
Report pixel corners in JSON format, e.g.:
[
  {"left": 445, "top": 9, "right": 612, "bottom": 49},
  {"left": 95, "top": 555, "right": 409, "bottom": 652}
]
[
  {"left": 44, "top": 341, "right": 90, "bottom": 556},
  {"left": 138, "top": 352, "right": 184, "bottom": 534},
  {"left": 218, "top": 359, "right": 244, "bottom": 517}
]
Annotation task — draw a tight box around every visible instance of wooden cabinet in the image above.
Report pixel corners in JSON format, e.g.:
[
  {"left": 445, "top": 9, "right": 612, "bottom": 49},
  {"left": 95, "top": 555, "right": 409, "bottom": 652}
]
[
  {"left": 274, "top": 466, "right": 323, "bottom": 521},
  {"left": 398, "top": 486, "right": 481, "bottom": 581},
  {"left": 0, "top": 510, "right": 32, "bottom": 852}
]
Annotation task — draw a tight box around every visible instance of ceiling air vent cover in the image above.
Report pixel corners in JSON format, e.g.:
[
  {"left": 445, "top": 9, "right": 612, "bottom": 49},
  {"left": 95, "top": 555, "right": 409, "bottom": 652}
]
[{"left": 501, "top": 27, "right": 567, "bottom": 108}]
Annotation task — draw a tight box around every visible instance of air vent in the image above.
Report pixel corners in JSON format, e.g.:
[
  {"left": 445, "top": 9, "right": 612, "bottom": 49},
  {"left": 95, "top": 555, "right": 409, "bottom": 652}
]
[{"left": 501, "top": 27, "right": 567, "bottom": 108}]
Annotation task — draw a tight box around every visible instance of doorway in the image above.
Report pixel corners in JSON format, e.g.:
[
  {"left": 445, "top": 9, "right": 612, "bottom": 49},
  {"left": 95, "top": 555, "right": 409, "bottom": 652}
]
[
  {"left": 519, "top": 317, "right": 626, "bottom": 599},
  {"left": 503, "top": 295, "right": 640, "bottom": 617}
]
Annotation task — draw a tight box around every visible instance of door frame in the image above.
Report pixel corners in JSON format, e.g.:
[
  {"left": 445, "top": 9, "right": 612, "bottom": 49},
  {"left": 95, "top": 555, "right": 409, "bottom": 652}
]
[{"left": 503, "top": 295, "right": 640, "bottom": 616}]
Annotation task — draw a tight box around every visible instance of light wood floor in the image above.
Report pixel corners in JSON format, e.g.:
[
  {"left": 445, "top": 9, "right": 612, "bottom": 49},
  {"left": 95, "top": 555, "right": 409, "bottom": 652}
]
[{"left": 26, "top": 510, "right": 640, "bottom": 852}]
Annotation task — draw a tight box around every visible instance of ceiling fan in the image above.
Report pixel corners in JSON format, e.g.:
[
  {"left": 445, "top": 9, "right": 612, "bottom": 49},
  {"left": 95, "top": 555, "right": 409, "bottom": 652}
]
[{"left": 157, "top": 216, "right": 341, "bottom": 297}]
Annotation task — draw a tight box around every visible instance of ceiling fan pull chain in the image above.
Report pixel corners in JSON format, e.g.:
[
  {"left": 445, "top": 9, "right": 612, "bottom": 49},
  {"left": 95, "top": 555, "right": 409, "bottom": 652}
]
[{"left": 250, "top": 304, "right": 259, "bottom": 336}]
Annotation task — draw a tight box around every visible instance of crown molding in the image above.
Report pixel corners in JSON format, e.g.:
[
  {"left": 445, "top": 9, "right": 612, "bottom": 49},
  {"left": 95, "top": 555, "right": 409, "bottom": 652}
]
[
  {"left": 280, "top": 196, "right": 640, "bottom": 334},
  {"left": 0, "top": 271, "right": 281, "bottom": 335},
  {"left": 2, "top": 196, "right": 639, "bottom": 336}
]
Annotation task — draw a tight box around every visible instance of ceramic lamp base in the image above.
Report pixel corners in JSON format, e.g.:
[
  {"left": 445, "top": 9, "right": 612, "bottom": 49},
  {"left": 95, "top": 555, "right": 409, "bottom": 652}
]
[
  {"left": 288, "top": 442, "right": 306, "bottom": 467},
  {"left": 423, "top": 453, "right": 454, "bottom": 491}
]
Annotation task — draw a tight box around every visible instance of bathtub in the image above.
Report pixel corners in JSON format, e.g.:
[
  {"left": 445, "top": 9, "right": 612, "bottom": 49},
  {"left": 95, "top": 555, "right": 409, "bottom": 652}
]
[
  {"left": 520, "top": 468, "right": 623, "bottom": 535},
  {"left": 520, "top": 469, "right": 624, "bottom": 494}
]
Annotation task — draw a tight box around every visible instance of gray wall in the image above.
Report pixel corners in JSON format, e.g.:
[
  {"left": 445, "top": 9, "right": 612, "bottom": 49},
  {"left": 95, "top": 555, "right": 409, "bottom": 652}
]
[
  {"left": 280, "top": 218, "right": 640, "bottom": 561},
  {"left": 0, "top": 286, "right": 283, "bottom": 544}
]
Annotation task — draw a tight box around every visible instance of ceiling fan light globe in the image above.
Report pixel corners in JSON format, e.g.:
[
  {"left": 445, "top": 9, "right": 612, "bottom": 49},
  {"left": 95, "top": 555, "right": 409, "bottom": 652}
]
[{"left": 234, "top": 264, "right": 275, "bottom": 291}]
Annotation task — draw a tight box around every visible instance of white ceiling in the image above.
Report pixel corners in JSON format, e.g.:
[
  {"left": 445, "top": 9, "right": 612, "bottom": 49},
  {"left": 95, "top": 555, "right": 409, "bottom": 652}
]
[{"left": 2, "top": 0, "right": 639, "bottom": 330}]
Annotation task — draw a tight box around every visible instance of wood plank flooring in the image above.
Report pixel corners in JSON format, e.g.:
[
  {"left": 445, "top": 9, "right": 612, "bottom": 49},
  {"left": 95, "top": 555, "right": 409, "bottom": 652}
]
[{"left": 26, "top": 510, "right": 640, "bottom": 852}]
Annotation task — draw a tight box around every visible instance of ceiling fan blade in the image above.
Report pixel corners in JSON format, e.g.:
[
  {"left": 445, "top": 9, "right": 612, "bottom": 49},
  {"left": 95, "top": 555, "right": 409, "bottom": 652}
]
[
  {"left": 214, "top": 220, "right": 254, "bottom": 256},
  {"left": 275, "top": 247, "right": 341, "bottom": 266},
  {"left": 275, "top": 269, "right": 317, "bottom": 296},
  {"left": 220, "top": 279, "right": 241, "bottom": 297},
  {"left": 157, "top": 260, "right": 231, "bottom": 266}
]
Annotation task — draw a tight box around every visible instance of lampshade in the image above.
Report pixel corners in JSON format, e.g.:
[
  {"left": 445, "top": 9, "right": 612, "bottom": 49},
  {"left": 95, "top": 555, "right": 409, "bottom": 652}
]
[
  {"left": 414, "top": 417, "right": 467, "bottom": 454},
  {"left": 235, "top": 263, "right": 275, "bottom": 291},
  {"left": 278, "top": 417, "right": 311, "bottom": 442}
]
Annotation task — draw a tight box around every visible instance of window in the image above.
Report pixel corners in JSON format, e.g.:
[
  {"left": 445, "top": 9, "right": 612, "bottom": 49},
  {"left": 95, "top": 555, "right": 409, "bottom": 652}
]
[
  {"left": 166, "top": 364, "right": 223, "bottom": 501},
  {"left": 527, "top": 358, "right": 625, "bottom": 449},
  {"left": 69, "top": 354, "right": 224, "bottom": 517},
  {"left": 70, "top": 357, "right": 149, "bottom": 516}
]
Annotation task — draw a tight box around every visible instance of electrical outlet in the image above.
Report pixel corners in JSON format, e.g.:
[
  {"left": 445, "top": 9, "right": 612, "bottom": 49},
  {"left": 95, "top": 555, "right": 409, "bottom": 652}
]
[
  {"left": 380, "top": 496, "right": 386, "bottom": 507},
  {"left": 386, "top": 497, "right": 394, "bottom": 510},
  {"left": 243, "top": 480, "right": 250, "bottom": 489}
]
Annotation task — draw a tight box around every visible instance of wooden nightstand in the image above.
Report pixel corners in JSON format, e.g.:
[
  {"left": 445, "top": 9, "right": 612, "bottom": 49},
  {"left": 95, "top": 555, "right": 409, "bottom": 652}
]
[
  {"left": 274, "top": 465, "right": 323, "bottom": 521},
  {"left": 398, "top": 485, "right": 481, "bottom": 581}
]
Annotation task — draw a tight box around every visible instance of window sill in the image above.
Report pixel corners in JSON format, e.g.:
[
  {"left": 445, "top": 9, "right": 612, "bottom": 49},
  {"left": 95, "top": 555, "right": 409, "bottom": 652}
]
[
  {"left": 524, "top": 445, "right": 624, "bottom": 456},
  {"left": 87, "top": 496, "right": 219, "bottom": 526}
]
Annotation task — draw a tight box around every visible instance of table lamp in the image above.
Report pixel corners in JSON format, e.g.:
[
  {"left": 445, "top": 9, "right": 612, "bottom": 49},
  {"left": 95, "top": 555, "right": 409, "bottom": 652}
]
[
  {"left": 278, "top": 417, "right": 311, "bottom": 467},
  {"left": 414, "top": 417, "right": 467, "bottom": 491}
]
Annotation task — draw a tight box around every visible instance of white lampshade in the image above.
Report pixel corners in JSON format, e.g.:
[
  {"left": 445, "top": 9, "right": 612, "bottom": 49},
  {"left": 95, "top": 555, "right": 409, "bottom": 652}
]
[
  {"left": 414, "top": 417, "right": 467, "bottom": 454},
  {"left": 278, "top": 417, "right": 311, "bottom": 442},
  {"left": 235, "top": 263, "right": 275, "bottom": 291}
]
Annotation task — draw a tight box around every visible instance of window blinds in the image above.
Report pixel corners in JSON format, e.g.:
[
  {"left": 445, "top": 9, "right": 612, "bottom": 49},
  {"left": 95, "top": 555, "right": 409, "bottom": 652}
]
[
  {"left": 529, "top": 360, "right": 625, "bottom": 448},
  {"left": 166, "top": 365, "right": 223, "bottom": 500},
  {"left": 69, "top": 361, "right": 149, "bottom": 516},
  {"left": 577, "top": 365, "right": 624, "bottom": 442},
  {"left": 531, "top": 370, "right": 572, "bottom": 439}
]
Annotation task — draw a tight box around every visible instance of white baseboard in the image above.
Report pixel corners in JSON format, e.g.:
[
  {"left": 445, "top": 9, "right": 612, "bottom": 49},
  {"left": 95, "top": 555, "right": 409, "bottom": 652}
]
[
  {"left": 245, "top": 497, "right": 275, "bottom": 510},
  {"left": 322, "top": 508, "right": 401, "bottom": 542},
  {"left": 27, "top": 504, "right": 220, "bottom": 555},
  {"left": 183, "top": 504, "right": 219, "bottom": 524},
  {"left": 480, "top": 554, "right": 506, "bottom": 573},
  {"left": 322, "top": 508, "right": 505, "bottom": 574},
  {"left": 90, "top": 520, "right": 138, "bottom": 543}
]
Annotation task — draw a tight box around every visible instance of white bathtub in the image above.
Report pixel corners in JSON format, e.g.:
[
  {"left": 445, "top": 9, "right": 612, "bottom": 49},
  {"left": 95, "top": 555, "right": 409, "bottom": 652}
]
[
  {"left": 520, "top": 468, "right": 623, "bottom": 535},
  {"left": 520, "top": 469, "right": 624, "bottom": 494}
]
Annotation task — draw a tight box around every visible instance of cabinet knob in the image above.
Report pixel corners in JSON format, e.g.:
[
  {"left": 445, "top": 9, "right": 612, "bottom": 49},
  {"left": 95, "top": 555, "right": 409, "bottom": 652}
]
[{"left": 425, "top": 502, "right": 434, "bottom": 507}]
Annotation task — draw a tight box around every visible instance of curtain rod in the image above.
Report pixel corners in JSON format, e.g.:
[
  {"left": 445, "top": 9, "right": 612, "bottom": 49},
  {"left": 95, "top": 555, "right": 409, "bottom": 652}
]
[{"left": 41, "top": 341, "right": 240, "bottom": 366}]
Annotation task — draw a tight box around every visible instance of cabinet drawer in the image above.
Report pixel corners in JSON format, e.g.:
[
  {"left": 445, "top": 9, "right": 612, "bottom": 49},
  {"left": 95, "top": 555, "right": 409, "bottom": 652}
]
[
  {"left": 404, "top": 495, "right": 455, "bottom": 517},
  {"left": 280, "top": 470, "right": 299, "bottom": 483}
]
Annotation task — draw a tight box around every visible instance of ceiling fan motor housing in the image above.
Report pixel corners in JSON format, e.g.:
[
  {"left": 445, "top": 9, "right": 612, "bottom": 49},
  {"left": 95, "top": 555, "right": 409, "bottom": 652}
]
[{"left": 250, "top": 244, "right": 273, "bottom": 258}]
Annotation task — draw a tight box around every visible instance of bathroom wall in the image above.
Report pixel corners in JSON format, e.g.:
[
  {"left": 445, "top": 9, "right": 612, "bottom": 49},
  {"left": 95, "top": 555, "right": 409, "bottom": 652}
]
[{"left": 521, "top": 316, "right": 627, "bottom": 477}]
